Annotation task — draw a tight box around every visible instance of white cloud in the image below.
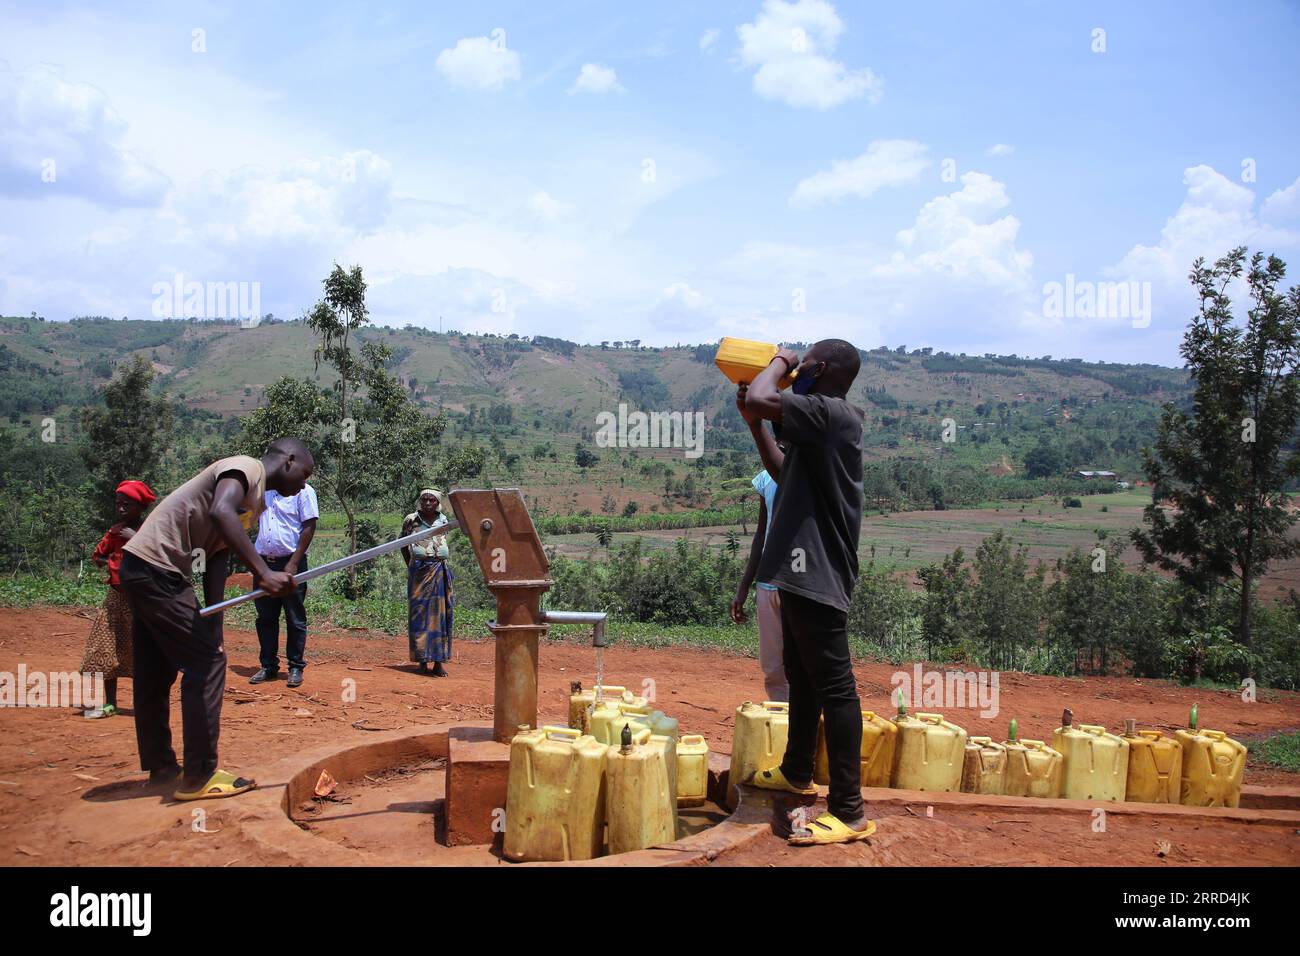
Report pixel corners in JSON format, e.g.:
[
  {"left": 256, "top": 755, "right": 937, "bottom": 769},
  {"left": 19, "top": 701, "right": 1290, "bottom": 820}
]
[
  {"left": 1262, "top": 176, "right": 1300, "bottom": 224},
  {"left": 735, "top": 0, "right": 882, "bottom": 110},
  {"left": 985, "top": 143, "right": 1015, "bottom": 157},
  {"left": 527, "top": 190, "right": 568, "bottom": 221},
  {"left": 699, "top": 28, "right": 721, "bottom": 52},
  {"left": 436, "top": 35, "right": 522, "bottom": 91},
  {"left": 1109, "top": 165, "right": 1299, "bottom": 290},
  {"left": 790, "top": 139, "right": 930, "bottom": 207},
  {"left": 568, "top": 63, "right": 624, "bottom": 95},
  {"left": 872, "top": 171, "right": 1034, "bottom": 299},
  {"left": 0, "top": 61, "right": 169, "bottom": 206},
  {"left": 181, "top": 150, "right": 394, "bottom": 246}
]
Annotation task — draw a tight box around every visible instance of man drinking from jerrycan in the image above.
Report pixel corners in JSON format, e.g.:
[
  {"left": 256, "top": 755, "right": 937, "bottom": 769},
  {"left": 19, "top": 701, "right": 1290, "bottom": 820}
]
[{"left": 740, "top": 339, "right": 873, "bottom": 845}]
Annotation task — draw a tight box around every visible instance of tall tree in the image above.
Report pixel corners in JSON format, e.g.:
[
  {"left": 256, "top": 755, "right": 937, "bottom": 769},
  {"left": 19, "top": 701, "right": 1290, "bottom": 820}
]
[
  {"left": 240, "top": 264, "right": 446, "bottom": 592},
  {"left": 1132, "top": 248, "right": 1300, "bottom": 654},
  {"left": 80, "top": 356, "right": 174, "bottom": 523}
]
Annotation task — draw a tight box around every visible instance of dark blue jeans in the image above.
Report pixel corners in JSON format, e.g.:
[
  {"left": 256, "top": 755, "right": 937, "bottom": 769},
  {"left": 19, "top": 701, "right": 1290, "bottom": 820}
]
[{"left": 253, "top": 553, "right": 309, "bottom": 672}]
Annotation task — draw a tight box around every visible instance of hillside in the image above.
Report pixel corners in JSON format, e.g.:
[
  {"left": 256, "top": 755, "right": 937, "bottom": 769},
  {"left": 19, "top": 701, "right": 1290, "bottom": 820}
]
[{"left": 0, "top": 314, "right": 1193, "bottom": 519}]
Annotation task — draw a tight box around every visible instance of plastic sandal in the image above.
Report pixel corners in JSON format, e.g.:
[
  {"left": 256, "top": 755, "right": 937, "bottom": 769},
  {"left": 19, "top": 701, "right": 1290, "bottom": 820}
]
[
  {"left": 748, "top": 766, "right": 817, "bottom": 796},
  {"left": 173, "top": 769, "right": 257, "bottom": 802},
  {"left": 789, "top": 812, "right": 876, "bottom": 846},
  {"left": 83, "top": 704, "right": 117, "bottom": 719}
]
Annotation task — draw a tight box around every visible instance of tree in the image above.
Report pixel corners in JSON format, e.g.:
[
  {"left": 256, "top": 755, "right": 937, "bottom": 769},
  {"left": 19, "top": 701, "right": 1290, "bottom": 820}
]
[
  {"left": 80, "top": 356, "right": 174, "bottom": 524},
  {"left": 1023, "top": 439, "right": 1064, "bottom": 478},
  {"left": 575, "top": 444, "right": 598, "bottom": 468},
  {"left": 1132, "top": 249, "right": 1300, "bottom": 655},
  {"left": 241, "top": 264, "right": 445, "bottom": 591}
]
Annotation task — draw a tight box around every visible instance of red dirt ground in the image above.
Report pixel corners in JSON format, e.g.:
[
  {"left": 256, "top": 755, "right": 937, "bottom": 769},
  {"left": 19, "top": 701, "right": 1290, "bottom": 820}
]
[{"left": 1, "top": 605, "right": 1298, "bottom": 867}]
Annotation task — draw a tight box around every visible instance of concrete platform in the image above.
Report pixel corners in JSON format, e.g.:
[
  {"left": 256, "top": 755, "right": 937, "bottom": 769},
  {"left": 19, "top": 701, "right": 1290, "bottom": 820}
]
[
  {"left": 445, "top": 726, "right": 511, "bottom": 848},
  {"left": 231, "top": 723, "right": 1300, "bottom": 866}
]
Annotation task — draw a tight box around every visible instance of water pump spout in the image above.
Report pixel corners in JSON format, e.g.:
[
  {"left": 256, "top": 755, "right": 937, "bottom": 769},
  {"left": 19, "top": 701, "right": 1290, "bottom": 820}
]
[{"left": 542, "top": 610, "right": 609, "bottom": 647}]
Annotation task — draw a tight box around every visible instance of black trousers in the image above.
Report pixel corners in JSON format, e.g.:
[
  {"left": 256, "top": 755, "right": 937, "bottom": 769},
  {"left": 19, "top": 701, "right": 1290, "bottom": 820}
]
[
  {"left": 253, "top": 553, "right": 308, "bottom": 671},
  {"left": 118, "top": 552, "right": 226, "bottom": 783},
  {"left": 778, "top": 588, "right": 865, "bottom": 822}
]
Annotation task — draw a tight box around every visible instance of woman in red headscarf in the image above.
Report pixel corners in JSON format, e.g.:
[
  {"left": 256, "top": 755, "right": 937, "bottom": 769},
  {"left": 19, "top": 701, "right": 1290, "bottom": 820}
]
[{"left": 79, "top": 480, "right": 157, "bottom": 718}]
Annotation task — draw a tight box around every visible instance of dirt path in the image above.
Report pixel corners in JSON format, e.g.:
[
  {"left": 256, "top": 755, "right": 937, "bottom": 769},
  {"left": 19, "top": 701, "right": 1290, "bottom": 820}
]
[{"left": 1, "top": 606, "right": 1297, "bottom": 866}]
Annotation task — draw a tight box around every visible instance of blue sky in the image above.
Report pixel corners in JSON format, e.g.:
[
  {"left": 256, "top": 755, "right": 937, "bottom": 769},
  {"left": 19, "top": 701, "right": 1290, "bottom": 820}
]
[{"left": 2, "top": 0, "right": 1298, "bottom": 364}]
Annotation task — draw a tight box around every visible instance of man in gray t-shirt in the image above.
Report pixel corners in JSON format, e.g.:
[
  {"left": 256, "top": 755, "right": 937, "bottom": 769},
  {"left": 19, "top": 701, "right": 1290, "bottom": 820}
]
[{"left": 740, "top": 338, "right": 873, "bottom": 845}]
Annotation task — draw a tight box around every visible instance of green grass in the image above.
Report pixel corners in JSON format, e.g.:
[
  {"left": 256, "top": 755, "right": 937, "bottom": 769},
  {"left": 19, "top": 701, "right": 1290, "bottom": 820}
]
[
  {"left": 0, "top": 571, "right": 763, "bottom": 657},
  {"left": 0, "top": 575, "right": 108, "bottom": 607},
  {"left": 1255, "top": 731, "right": 1300, "bottom": 771}
]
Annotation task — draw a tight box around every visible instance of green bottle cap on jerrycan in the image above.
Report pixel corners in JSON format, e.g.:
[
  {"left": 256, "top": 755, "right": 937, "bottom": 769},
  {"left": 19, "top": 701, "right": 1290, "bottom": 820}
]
[
  {"left": 1189, "top": 702, "right": 1198, "bottom": 731},
  {"left": 896, "top": 688, "right": 908, "bottom": 717},
  {"left": 1008, "top": 718, "right": 1018, "bottom": 742}
]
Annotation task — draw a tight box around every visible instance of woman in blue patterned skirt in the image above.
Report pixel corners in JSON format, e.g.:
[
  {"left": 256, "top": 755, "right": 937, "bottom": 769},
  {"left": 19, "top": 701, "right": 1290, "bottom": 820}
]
[{"left": 400, "top": 489, "right": 454, "bottom": 677}]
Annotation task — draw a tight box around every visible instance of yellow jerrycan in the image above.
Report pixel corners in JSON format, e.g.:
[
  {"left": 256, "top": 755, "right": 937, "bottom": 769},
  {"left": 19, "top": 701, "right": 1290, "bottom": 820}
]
[
  {"left": 1002, "top": 720, "right": 1062, "bottom": 799},
  {"left": 714, "top": 337, "right": 798, "bottom": 388},
  {"left": 589, "top": 701, "right": 679, "bottom": 745},
  {"left": 676, "top": 734, "right": 710, "bottom": 808},
  {"left": 727, "top": 701, "right": 790, "bottom": 810},
  {"left": 961, "top": 736, "right": 1009, "bottom": 795},
  {"left": 568, "top": 683, "right": 645, "bottom": 733},
  {"left": 1122, "top": 718, "right": 1183, "bottom": 804},
  {"left": 605, "top": 725, "right": 678, "bottom": 854},
  {"left": 813, "top": 710, "right": 898, "bottom": 788},
  {"left": 504, "top": 726, "right": 608, "bottom": 862},
  {"left": 891, "top": 704, "right": 968, "bottom": 792},
  {"left": 1052, "top": 709, "right": 1129, "bottom": 801},
  {"left": 1175, "top": 704, "right": 1247, "bottom": 808}
]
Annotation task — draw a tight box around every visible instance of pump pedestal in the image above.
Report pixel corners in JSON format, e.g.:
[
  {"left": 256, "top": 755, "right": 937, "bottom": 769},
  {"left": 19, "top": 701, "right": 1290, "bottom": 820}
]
[{"left": 441, "top": 490, "right": 553, "bottom": 848}]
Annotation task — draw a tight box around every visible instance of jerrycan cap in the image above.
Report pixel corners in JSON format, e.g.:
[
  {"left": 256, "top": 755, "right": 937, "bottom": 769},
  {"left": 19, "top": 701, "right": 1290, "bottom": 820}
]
[
  {"left": 1189, "top": 703, "right": 1199, "bottom": 731},
  {"left": 1124, "top": 717, "right": 1137, "bottom": 737},
  {"left": 1061, "top": 708, "right": 1073, "bottom": 728},
  {"left": 1008, "top": 718, "right": 1019, "bottom": 743},
  {"left": 570, "top": 681, "right": 583, "bottom": 694},
  {"left": 619, "top": 723, "right": 634, "bottom": 754},
  {"left": 895, "top": 688, "right": 908, "bottom": 718}
]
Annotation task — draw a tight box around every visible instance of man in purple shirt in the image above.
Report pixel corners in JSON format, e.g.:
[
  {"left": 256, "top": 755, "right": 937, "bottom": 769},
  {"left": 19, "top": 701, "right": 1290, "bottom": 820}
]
[{"left": 249, "top": 483, "right": 318, "bottom": 688}]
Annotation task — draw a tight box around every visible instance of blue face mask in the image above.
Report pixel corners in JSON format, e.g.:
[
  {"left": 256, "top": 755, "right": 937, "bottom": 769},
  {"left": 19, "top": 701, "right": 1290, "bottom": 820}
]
[{"left": 792, "top": 361, "right": 823, "bottom": 395}]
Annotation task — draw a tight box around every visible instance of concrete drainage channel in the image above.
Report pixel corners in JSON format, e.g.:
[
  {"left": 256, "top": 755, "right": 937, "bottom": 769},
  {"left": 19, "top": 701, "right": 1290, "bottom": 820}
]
[
  {"left": 234, "top": 722, "right": 770, "bottom": 866},
  {"left": 230, "top": 721, "right": 1300, "bottom": 867}
]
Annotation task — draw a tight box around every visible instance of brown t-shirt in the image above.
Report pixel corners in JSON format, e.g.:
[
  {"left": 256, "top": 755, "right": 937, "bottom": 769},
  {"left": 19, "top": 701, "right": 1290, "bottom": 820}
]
[{"left": 123, "top": 456, "right": 266, "bottom": 575}]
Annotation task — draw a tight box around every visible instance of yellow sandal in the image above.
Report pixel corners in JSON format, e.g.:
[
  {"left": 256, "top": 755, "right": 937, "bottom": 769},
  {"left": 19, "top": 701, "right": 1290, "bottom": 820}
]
[
  {"left": 748, "top": 766, "right": 817, "bottom": 796},
  {"left": 173, "top": 769, "right": 257, "bottom": 802},
  {"left": 789, "top": 812, "right": 876, "bottom": 846}
]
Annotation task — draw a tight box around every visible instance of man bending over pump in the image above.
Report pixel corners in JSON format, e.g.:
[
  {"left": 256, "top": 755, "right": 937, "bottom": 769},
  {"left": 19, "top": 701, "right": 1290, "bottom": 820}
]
[{"left": 119, "top": 437, "right": 314, "bottom": 801}]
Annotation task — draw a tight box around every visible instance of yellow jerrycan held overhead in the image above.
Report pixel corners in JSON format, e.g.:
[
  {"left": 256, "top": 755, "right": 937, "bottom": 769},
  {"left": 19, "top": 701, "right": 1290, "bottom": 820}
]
[
  {"left": 714, "top": 337, "right": 798, "bottom": 389},
  {"left": 504, "top": 726, "right": 608, "bottom": 863},
  {"left": 891, "top": 703, "right": 968, "bottom": 792},
  {"left": 1122, "top": 718, "right": 1183, "bottom": 805},
  {"left": 1052, "top": 709, "right": 1129, "bottom": 801},
  {"left": 961, "top": 736, "right": 1009, "bottom": 795},
  {"left": 1002, "top": 720, "right": 1062, "bottom": 799},
  {"left": 1175, "top": 704, "right": 1247, "bottom": 808},
  {"left": 727, "top": 701, "right": 790, "bottom": 810},
  {"left": 813, "top": 710, "right": 898, "bottom": 788},
  {"left": 605, "top": 725, "right": 678, "bottom": 855},
  {"left": 568, "top": 683, "right": 645, "bottom": 733},
  {"left": 676, "top": 734, "right": 710, "bottom": 808}
]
